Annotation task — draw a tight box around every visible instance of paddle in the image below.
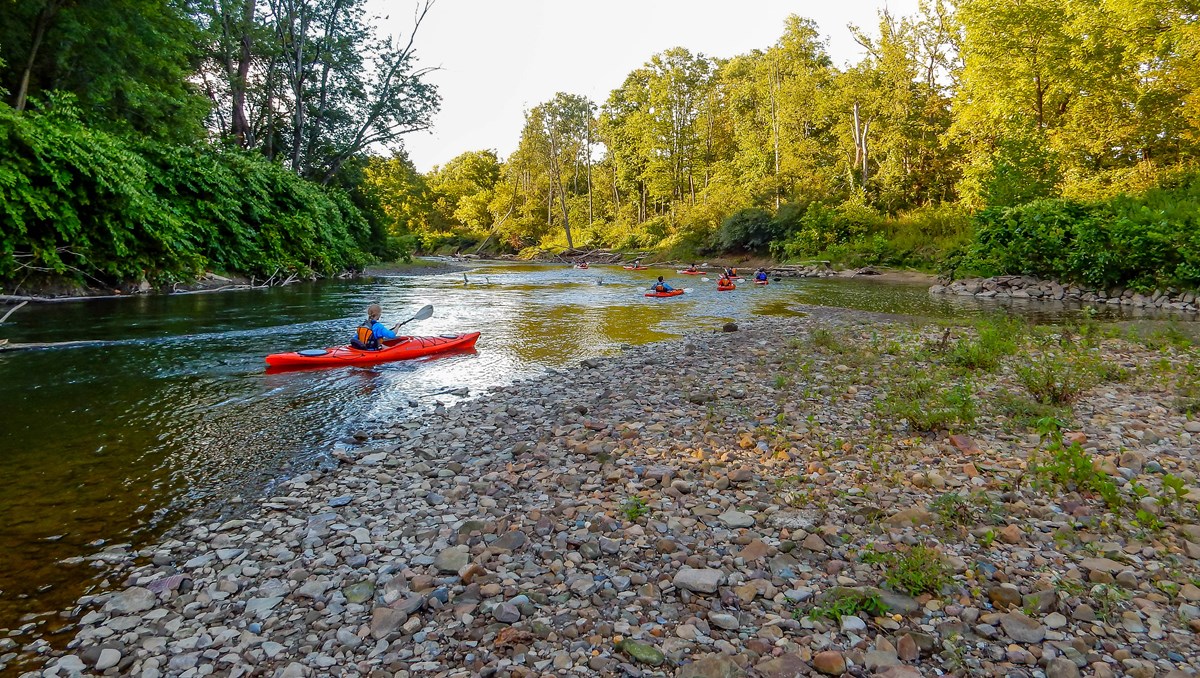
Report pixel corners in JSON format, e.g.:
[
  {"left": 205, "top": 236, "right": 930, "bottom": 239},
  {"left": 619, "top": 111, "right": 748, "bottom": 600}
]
[{"left": 392, "top": 304, "right": 434, "bottom": 332}]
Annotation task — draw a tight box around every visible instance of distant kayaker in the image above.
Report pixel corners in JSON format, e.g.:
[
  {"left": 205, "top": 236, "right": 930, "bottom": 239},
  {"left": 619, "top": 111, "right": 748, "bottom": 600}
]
[
  {"left": 686, "top": 263, "right": 698, "bottom": 272},
  {"left": 755, "top": 268, "right": 768, "bottom": 282},
  {"left": 351, "top": 303, "right": 397, "bottom": 350},
  {"left": 651, "top": 276, "right": 675, "bottom": 293}
]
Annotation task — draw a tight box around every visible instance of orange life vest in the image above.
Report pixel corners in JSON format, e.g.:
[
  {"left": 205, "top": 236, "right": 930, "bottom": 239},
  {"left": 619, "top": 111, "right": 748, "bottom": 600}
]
[{"left": 352, "top": 319, "right": 380, "bottom": 350}]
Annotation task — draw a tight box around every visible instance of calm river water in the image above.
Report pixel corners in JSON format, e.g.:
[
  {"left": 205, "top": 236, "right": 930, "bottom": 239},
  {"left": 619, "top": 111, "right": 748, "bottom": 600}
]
[{"left": 0, "top": 261, "right": 1190, "bottom": 663}]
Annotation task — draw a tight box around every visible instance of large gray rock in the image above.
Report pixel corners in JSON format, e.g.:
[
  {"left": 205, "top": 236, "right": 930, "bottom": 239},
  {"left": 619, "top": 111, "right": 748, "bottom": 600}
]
[
  {"left": 434, "top": 545, "right": 470, "bottom": 573},
  {"left": 717, "top": 510, "right": 754, "bottom": 528},
  {"left": 677, "top": 653, "right": 745, "bottom": 678},
  {"left": 1047, "top": 657, "right": 1081, "bottom": 678},
  {"left": 673, "top": 567, "right": 723, "bottom": 594},
  {"left": 103, "top": 587, "right": 156, "bottom": 614},
  {"left": 1000, "top": 611, "right": 1046, "bottom": 643},
  {"left": 370, "top": 607, "right": 407, "bottom": 639},
  {"left": 94, "top": 648, "right": 121, "bottom": 671},
  {"left": 245, "top": 596, "right": 284, "bottom": 618}
]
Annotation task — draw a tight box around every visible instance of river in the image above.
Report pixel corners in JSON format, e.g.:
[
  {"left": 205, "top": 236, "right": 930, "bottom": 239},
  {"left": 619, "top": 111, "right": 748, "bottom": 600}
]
[{"left": 0, "top": 261, "right": 1190, "bottom": 666}]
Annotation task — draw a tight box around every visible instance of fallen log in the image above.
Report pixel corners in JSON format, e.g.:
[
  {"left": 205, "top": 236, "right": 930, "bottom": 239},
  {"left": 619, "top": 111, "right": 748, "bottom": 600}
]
[
  {"left": 0, "top": 339, "right": 113, "bottom": 352},
  {"left": 0, "top": 293, "right": 132, "bottom": 304}
]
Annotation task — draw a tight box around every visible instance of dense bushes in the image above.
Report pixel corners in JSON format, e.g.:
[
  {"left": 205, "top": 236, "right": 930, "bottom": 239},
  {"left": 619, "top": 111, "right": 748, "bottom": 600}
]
[
  {"left": 0, "top": 102, "right": 375, "bottom": 288},
  {"left": 957, "top": 174, "right": 1200, "bottom": 291},
  {"left": 716, "top": 208, "right": 774, "bottom": 252},
  {"left": 765, "top": 199, "right": 971, "bottom": 271}
]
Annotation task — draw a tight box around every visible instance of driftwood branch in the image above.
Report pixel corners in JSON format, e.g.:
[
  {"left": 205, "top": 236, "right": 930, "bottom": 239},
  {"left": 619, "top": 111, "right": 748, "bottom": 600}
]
[
  {"left": 0, "top": 339, "right": 112, "bottom": 352},
  {"left": 0, "top": 293, "right": 136, "bottom": 304},
  {"left": 0, "top": 300, "right": 28, "bottom": 323}
]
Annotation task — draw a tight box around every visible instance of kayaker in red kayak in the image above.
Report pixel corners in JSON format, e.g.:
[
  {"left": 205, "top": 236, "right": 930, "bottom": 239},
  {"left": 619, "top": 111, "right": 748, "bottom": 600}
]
[
  {"left": 351, "top": 303, "right": 398, "bottom": 350},
  {"left": 650, "top": 276, "right": 675, "bottom": 293}
]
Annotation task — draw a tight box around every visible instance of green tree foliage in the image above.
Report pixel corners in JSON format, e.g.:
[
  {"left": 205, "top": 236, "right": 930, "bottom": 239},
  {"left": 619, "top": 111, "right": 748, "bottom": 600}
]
[
  {"left": 952, "top": 0, "right": 1200, "bottom": 206},
  {"left": 959, "top": 172, "right": 1200, "bottom": 291},
  {"left": 192, "top": 0, "right": 440, "bottom": 183},
  {"left": 376, "top": 3, "right": 1197, "bottom": 291},
  {"left": 1, "top": 0, "right": 209, "bottom": 140},
  {"left": 427, "top": 150, "right": 501, "bottom": 234},
  {"left": 717, "top": 208, "right": 775, "bottom": 252},
  {"left": 0, "top": 101, "right": 371, "bottom": 287}
]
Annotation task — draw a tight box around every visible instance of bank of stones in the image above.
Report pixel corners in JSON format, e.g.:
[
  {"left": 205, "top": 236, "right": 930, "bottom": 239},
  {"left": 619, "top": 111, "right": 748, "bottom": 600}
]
[
  {"left": 932, "top": 275, "right": 1200, "bottom": 314},
  {"left": 28, "top": 313, "right": 1200, "bottom": 678}
]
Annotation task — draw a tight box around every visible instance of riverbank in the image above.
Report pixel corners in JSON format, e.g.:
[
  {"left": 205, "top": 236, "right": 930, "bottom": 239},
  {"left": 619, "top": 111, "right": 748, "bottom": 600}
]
[
  {"left": 26, "top": 311, "right": 1200, "bottom": 677},
  {"left": 935, "top": 275, "right": 1200, "bottom": 316},
  {"left": 363, "top": 259, "right": 469, "bottom": 277}
]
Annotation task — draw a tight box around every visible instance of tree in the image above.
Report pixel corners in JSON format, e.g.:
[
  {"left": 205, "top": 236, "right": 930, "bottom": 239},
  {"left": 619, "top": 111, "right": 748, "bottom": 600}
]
[
  {"left": 364, "top": 151, "right": 433, "bottom": 236},
  {"left": 425, "top": 150, "right": 501, "bottom": 232},
  {"left": 192, "top": 0, "right": 441, "bottom": 182},
  {"left": 1, "top": 0, "right": 209, "bottom": 140}
]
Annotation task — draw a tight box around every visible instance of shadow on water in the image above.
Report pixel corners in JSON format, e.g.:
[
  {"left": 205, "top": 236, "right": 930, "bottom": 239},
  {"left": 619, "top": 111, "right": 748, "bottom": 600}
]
[{"left": 0, "top": 261, "right": 1197, "bottom": 665}]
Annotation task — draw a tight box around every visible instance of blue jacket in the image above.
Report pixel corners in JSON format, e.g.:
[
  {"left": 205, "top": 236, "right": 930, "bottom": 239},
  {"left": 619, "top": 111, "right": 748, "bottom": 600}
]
[
  {"left": 368, "top": 320, "right": 397, "bottom": 340},
  {"left": 651, "top": 282, "right": 675, "bottom": 292}
]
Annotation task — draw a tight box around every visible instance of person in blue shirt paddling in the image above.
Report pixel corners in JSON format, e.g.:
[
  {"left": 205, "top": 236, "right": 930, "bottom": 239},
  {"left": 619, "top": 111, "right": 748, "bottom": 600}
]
[
  {"left": 755, "top": 268, "right": 768, "bottom": 282},
  {"left": 651, "top": 276, "right": 675, "bottom": 293},
  {"left": 351, "top": 303, "right": 398, "bottom": 350}
]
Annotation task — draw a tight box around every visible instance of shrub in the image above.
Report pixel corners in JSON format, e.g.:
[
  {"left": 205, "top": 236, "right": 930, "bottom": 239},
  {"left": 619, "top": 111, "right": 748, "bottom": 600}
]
[
  {"left": 803, "top": 589, "right": 890, "bottom": 622},
  {"left": 863, "top": 546, "right": 950, "bottom": 597},
  {"left": 881, "top": 373, "right": 976, "bottom": 432},
  {"left": 0, "top": 101, "right": 373, "bottom": 286},
  {"left": 1015, "top": 351, "right": 1099, "bottom": 405},
  {"left": 991, "top": 389, "right": 1072, "bottom": 429},
  {"left": 716, "top": 207, "right": 774, "bottom": 252},
  {"left": 958, "top": 172, "right": 1200, "bottom": 291},
  {"left": 930, "top": 492, "right": 999, "bottom": 527},
  {"left": 944, "top": 319, "right": 1021, "bottom": 371},
  {"left": 1031, "top": 419, "right": 1122, "bottom": 510}
]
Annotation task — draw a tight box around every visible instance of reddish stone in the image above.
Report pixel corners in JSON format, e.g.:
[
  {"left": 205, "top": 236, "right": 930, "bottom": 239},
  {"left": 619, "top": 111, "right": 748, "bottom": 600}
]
[{"left": 949, "top": 434, "right": 981, "bottom": 454}]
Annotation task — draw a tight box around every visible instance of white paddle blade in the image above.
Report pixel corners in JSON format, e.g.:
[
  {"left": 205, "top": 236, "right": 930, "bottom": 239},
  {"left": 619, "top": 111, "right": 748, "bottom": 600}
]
[{"left": 413, "top": 304, "right": 434, "bottom": 320}]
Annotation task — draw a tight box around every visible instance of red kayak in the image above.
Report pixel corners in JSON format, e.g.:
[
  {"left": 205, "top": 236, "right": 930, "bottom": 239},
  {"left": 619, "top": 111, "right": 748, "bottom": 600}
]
[
  {"left": 677, "top": 270, "right": 703, "bottom": 275},
  {"left": 645, "top": 289, "right": 684, "bottom": 298},
  {"left": 265, "top": 333, "right": 480, "bottom": 368},
  {"left": 718, "top": 284, "right": 736, "bottom": 291},
  {"left": 754, "top": 280, "right": 769, "bottom": 285},
  {"left": 623, "top": 266, "right": 649, "bottom": 270}
]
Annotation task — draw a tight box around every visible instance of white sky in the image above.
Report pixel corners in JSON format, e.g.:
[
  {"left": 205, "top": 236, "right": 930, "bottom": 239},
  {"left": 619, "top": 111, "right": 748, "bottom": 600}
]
[{"left": 371, "top": 1, "right": 921, "bottom": 172}]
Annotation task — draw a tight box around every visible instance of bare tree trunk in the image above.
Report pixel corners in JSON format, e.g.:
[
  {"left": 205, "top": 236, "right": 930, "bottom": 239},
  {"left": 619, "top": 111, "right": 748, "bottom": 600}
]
[
  {"left": 612, "top": 163, "right": 620, "bottom": 215},
  {"left": 230, "top": 0, "right": 256, "bottom": 146},
  {"left": 770, "top": 60, "right": 781, "bottom": 210},
  {"left": 547, "top": 132, "right": 573, "bottom": 248},
  {"left": 586, "top": 115, "right": 593, "bottom": 225},
  {"left": 283, "top": 0, "right": 309, "bottom": 174},
  {"left": 851, "top": 102, "right": 871, "bottom": 191},
  {"left": 14, "top": 0, "right": 61, "bottom": 111}
]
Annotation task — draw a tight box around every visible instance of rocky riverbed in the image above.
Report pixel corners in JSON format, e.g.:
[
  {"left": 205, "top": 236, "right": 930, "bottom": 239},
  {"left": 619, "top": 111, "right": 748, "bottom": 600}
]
[{"left": 18, "top": 312, "right": 1200, "bottom": 678}]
